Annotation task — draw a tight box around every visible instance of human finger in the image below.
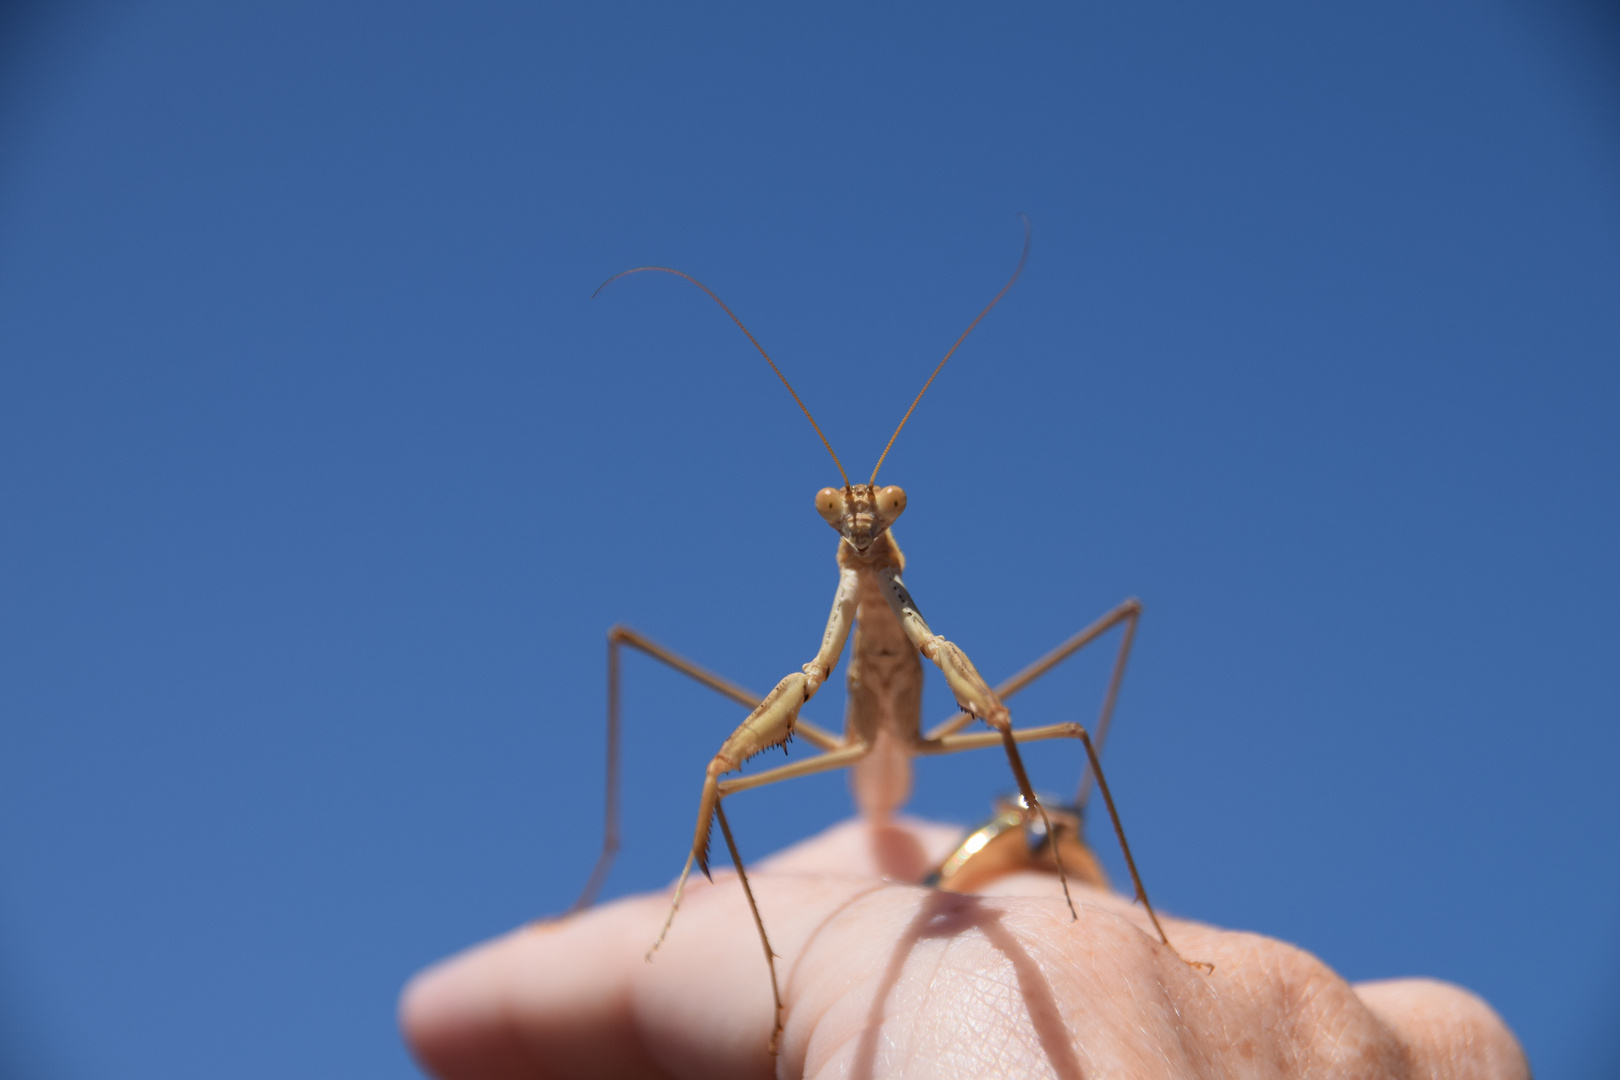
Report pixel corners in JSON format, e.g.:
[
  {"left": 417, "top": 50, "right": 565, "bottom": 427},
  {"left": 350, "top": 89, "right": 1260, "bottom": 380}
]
[
  {"left": 399, "top": 818, "right": 951, "bottom": 1080},
  {"left": 1355, "top": 978, "right": 1530, "bottom": 1080}
]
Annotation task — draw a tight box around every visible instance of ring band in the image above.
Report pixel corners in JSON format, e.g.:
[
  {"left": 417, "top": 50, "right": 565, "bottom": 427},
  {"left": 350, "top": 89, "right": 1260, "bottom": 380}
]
[{"left": 927, "top": 793, "right": 1109, "bottom": 893}]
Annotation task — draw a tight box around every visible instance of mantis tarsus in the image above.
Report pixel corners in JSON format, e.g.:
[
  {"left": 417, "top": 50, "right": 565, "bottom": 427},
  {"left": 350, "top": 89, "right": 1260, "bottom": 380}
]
[{"left": 578, "top": 221, "right": 1206, "bottom": 1054}]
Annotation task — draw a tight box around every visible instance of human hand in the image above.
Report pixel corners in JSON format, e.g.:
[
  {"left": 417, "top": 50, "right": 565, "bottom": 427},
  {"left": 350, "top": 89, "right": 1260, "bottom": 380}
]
[{"left": 400, "top": 817, "right": 1529, "bottom": 1079}]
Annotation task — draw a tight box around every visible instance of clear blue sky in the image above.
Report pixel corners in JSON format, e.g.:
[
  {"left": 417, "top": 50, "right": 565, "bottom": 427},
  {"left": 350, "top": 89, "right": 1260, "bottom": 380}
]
[{"left": 1, "top": 2, "right": 1616, "bottom": 1077}]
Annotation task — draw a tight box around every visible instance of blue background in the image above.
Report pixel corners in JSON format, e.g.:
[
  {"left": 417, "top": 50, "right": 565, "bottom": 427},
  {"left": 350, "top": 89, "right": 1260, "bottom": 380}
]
[{"left": 1, "top": 2, "right": 1616, "bottom": 1077}]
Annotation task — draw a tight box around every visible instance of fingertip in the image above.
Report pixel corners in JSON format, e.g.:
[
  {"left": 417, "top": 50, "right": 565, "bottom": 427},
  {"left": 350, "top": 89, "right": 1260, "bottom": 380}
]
[
  {"left": 397, "top": 933, "right": 536, "bottom": 1080},
  {"left": 397, "top": 959, "right": 443, "bottom": 1055},
  {"left": 399, "top": 911, "right": 684, "bottom": 1080},
  {"left": 1355, "top": 978, "right": 1530, "bottom": 1080}
]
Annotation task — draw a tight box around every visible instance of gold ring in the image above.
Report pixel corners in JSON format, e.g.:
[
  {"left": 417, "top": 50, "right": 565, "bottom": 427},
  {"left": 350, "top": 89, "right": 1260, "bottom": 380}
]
[{"left": 927, "top": 793, "right": 1109, "bottom": 893}]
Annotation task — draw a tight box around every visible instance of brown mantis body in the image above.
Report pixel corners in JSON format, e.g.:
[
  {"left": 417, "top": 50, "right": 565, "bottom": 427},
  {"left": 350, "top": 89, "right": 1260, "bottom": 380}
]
[{"left": 580, "top": 224, "right": 1204, "bottom": 1053}]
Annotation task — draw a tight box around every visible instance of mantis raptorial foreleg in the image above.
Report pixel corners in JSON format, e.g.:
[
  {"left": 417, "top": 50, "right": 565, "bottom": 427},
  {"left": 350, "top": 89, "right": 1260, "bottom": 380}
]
[
  {"left": 922, "top": 598, "right": 1141, "bottom": 795},
  {"left": 644, "top": 740, "right": 873, "bottom": 953},
  {"left": 875, "top": 566, "right": 1087, "bottom": 918},
  {"left": 921, "top": 598, "right": 1141, "bottom": 895},
  {"left": 571, "top": 626, "right": 843, "bottom": 913}
]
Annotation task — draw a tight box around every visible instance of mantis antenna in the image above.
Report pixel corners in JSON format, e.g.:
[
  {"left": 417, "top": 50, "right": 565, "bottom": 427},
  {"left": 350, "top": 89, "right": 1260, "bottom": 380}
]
[
  {"left": 869, "top": 215, "right": 1032, "bottom": 485},
  {"left": 593, "top": 266, "right": 851, "bottom": 490}
]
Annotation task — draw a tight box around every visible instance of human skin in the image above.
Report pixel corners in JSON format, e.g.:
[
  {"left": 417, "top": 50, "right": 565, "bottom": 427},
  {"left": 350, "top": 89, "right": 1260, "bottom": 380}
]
[{"left": 399, "top": 817, "right": 1530, "bottom": 1080}]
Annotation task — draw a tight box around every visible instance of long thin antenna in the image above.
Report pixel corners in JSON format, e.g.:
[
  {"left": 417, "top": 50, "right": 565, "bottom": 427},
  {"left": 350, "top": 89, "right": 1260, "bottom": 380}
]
[
  {"left": 594, "top": 266, "right": 850, "bottom": 488},
  {"left": 869, "top": 215, "right": 1031, "bottom": 485}
]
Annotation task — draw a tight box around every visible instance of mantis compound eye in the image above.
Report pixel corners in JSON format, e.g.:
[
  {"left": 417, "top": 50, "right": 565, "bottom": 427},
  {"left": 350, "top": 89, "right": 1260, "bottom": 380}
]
[
  {"left": 815, "top": 487, "right": 846, "bottom": 524},
  {"left": 876, "top": 485, "right": 906, "bottom": 522}
]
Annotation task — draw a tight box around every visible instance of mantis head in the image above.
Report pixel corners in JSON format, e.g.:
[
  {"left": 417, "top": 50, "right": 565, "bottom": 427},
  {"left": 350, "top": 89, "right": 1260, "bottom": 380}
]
[
  {"left": 594, "top": 218, "right": 1030, "bottom": 552},
  {"left": 816, "top": 483, "right": 906, "bottom": 554}
]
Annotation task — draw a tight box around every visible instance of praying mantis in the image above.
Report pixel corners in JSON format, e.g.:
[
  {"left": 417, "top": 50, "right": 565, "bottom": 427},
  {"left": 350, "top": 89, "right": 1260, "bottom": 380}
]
[{"left": 578, "top": 221, "right": 1205, "bottom": 1054}]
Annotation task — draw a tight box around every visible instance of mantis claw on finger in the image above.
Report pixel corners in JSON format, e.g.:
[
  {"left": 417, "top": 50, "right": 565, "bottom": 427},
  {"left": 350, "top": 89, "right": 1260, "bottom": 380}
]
[{"left": 579, "top": 217, "right": 1208, "bottom": 1054}]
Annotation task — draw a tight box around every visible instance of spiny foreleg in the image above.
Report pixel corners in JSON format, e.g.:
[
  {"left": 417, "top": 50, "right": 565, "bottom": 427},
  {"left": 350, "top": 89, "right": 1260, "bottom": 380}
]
[
  {"left": 647, "top": 671, "right": 810, "bottom": 961},
  {"left": 879, "top": 567, "right": 1081, "bottom": 918}
]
